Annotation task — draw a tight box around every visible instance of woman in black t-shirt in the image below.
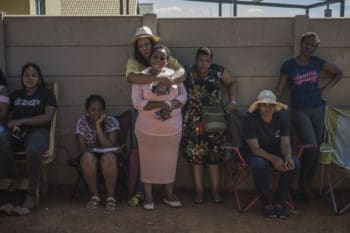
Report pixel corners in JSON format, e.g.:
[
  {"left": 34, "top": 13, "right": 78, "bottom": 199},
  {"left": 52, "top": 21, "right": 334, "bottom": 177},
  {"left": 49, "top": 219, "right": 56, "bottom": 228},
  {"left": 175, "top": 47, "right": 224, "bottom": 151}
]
[
  {"left": 1, "top": 63, "right": 57, "bottom": 209},
  {"left": 245, "top": 90, "right": 300, "bottom": 219}
]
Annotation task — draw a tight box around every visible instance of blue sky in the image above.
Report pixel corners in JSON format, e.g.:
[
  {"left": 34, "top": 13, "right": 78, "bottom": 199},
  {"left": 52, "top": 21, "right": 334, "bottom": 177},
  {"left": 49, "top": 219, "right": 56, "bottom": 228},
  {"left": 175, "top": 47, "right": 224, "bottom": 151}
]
[{"left": 139, "top": 0, "right": 350, "bottom": 17}]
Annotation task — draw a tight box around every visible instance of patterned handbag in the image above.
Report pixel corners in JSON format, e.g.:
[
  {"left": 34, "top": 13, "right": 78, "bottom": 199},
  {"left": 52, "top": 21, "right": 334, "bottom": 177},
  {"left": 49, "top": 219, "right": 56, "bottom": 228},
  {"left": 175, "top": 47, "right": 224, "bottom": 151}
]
[{"left": 202, "top": 106, "right": 227, "bottom": 133}]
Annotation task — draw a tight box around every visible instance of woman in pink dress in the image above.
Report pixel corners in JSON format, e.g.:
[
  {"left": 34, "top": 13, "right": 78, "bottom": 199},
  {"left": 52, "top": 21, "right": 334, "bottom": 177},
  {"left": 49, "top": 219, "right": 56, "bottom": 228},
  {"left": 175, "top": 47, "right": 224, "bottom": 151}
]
[{"left": 131, "top": 44, "right": 187, "bottom": 210}]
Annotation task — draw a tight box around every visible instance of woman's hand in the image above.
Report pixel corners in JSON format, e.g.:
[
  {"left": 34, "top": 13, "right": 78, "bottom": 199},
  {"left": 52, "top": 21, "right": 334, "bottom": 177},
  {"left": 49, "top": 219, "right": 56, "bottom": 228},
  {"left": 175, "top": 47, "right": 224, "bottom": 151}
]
[
  {"left": 156, "top": 100, "right": 177, "bottom": 121},
  {"left": 157, "top": 74, "right": 173, "bottom": 86},
  {"left": 221, "top": 69, "right": 237, "bottom": 112},
  {"left": 162, "top": 100, "right": 174, "bottom": 112},
  {"left": 155, "top": 83, "right": 169, "bottom": 96},
  {"left": 225, "top": 101, "right": 235, "bottom": 113},
  {"left": 7, "top": 119, "right": 23, "bottom": 129},
  {"left": 161, "top": 109, "right": 172, "bottom": 120},
  {"left": 96, "top": 114, "right": 106, "bottom": 127}
]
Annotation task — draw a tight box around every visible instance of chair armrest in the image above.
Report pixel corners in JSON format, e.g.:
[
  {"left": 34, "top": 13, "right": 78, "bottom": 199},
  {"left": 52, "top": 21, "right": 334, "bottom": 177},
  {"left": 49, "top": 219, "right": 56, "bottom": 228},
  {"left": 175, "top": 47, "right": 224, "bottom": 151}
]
[
  {"left": 222, "top": 143, "right": 248, "bottom": 167},
  {"left": 296, "top": 144, "right": 317, "bottom": 159}
]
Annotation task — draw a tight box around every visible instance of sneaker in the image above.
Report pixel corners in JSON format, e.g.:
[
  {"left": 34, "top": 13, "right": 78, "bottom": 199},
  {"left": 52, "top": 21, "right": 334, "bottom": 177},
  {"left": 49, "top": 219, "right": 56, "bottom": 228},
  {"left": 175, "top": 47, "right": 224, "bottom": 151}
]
[
  {"left": 143, "top": 202, "right": 155, "bottom": 210},
  {"left": 262, "top": 205, "right": 277, "bottom": 218},
  {"left": 163, "top": 195, "right": 182, "bottom": 208},
  {"left": 274, "top": 204, "right": 289, "bottom": 219},
  {"left": 128, "top": 194, "right": 144, "bottom": 207}
]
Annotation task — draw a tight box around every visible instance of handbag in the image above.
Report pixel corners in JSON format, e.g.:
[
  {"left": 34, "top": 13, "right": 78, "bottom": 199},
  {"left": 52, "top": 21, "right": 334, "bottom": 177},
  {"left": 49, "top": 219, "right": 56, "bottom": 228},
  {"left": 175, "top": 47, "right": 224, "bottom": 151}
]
[{"left": 201, "top": 106, "right": 227, "bottom": 133}]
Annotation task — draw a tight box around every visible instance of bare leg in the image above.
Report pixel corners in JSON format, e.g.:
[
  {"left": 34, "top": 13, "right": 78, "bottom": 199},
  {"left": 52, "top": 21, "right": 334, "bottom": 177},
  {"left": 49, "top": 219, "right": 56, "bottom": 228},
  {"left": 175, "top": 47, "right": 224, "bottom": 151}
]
[
  {"left": 80, "top": 152, "right": 99, "bottom": 196},
  {"left": 163, "top": 182, "right": 182, "bottom": 207},
  {"left": 192, "top": 164, "right": 204, "bottom": 201},
  {"left": 208, "top": 164, "right": 222, "bottom": 201},
  {"left": 143, "top": 183, "right": 153, "bottom": 203},
  {"left": 100, "top": 152, "right": 118, "bottom": 198},
  {"left": 165, "top": 183, "right": 174, "bottom": 199}
]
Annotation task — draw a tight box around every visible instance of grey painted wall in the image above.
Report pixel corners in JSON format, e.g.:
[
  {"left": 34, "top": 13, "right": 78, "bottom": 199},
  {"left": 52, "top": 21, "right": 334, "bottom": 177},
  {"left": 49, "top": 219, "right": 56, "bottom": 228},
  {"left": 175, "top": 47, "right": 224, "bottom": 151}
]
[{"left": 0, "top": 13, "right": 349, "bottom": 189}]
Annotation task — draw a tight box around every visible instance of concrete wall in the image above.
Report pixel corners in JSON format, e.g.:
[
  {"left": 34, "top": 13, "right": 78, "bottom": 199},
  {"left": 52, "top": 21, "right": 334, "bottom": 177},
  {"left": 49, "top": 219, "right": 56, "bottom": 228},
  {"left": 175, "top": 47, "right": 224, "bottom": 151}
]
[{"left": 0, "top": 13, "right": 349, "bottom": 189}]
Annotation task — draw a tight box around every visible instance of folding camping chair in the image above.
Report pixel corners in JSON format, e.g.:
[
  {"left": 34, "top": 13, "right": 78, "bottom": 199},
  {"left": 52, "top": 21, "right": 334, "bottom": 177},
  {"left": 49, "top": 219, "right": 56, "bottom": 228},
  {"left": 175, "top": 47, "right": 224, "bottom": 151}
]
[
  {"left": 223, "top": 109, "right": 305, "bottom": 213},
  {"left": 68, "top": 110, "right": 132, "bottom": 200},
  {"left": 319, "top": 105, "right": 350, "bottom": 215},
  {"left": 222, "top": 109, "right": 249, "bottom": 212}
]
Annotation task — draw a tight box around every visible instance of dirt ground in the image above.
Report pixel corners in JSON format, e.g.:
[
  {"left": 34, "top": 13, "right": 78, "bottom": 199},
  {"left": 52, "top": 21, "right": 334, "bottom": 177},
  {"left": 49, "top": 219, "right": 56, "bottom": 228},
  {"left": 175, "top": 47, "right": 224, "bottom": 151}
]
[{"left": 0, "top": 187, "right": 349, "bottom": 233}]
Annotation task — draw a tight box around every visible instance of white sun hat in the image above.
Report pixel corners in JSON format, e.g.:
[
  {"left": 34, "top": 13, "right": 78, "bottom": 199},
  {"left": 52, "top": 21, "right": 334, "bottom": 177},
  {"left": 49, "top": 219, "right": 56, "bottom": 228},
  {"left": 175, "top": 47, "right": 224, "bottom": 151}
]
[
  {"left": 248, "top": 90, "right": 288, "bottom": 113},
  {"left": 130, "top": 26, "right": 160, "bottom": 45}
]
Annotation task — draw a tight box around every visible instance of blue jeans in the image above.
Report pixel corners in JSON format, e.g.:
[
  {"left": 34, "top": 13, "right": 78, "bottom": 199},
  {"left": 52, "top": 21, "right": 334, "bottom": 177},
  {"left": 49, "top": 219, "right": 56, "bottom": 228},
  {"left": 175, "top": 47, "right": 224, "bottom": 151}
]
[
  {"left": 248, "top": 154, "right": 300, "bottom": 205},
  {"left": 0, "top": 127, "right": 49, "bottom": 194},
  {"left": 292, "top": 106, "right": 325, "bottom": 188}
]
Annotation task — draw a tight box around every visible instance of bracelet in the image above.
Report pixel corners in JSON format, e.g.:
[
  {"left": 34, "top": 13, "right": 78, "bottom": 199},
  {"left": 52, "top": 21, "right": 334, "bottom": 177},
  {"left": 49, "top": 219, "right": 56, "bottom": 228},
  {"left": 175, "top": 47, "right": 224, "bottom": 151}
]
[{"left": 170, "top": 100, "right": 177, "bottom": 107}]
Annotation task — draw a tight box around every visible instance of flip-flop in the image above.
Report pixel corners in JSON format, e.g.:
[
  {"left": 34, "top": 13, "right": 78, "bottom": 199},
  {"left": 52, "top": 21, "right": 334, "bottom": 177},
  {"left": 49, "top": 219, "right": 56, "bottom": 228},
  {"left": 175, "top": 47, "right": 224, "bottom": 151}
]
[
  {"left": 211, "top": 197, "right": 224, "bottom": 204},
  {"left": 193, "top": 199, "right": 205, "bottom": 204},
  {"left": 212, "top": 199, "right": 224, "bottom": 204}
]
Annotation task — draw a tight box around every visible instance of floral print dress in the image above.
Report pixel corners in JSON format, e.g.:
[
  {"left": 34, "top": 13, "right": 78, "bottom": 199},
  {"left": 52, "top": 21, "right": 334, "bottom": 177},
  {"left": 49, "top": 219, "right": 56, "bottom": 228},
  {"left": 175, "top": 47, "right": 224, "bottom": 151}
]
[
  {"left": 182, "top": 64, "right": 226, "bottom": 165},
  {"left": 75, "top": 115, "right": 120, "bottom": 150}
]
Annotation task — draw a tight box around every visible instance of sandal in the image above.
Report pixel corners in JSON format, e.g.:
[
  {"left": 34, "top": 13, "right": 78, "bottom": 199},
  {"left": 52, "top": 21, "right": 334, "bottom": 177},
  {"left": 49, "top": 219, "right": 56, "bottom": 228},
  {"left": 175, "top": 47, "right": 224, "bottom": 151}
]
[
  {"left": 128, "top": 194, "right": 144, "bottom": 207},
  {"left": 194, "top": 193, "right": 204, "bottom": 204},
  {"left": 86, "top": 195, "right": 100, "bottom": 209},
  {"left": 105, "top": 197, "right": 117, "bottom": 211}
]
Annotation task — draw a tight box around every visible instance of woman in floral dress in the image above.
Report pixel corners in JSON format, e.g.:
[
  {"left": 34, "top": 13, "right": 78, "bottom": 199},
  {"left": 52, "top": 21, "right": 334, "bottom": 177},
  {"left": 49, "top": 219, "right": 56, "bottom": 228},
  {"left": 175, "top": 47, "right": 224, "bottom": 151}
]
[{"left": 182, "top": 47, "right": 237, "bottom": 203}]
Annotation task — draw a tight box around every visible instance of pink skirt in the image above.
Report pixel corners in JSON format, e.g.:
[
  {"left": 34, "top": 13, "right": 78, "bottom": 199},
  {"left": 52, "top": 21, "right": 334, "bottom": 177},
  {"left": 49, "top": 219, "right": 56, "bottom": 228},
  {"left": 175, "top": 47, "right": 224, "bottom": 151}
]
[{"left": 135, "top": 128, "right": 181, "bottom": 184}]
